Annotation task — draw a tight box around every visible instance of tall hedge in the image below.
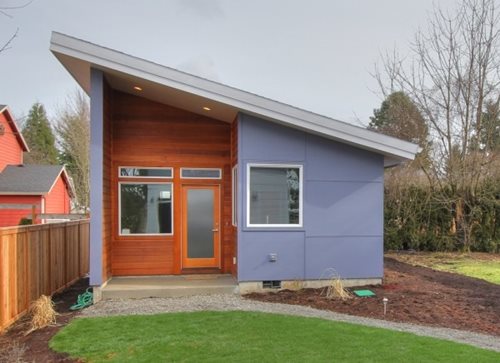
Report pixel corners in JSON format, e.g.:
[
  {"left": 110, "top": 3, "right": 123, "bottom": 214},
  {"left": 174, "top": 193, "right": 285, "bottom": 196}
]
[{"left": 384, "top": 179, "right": 499, "bottom": 252}]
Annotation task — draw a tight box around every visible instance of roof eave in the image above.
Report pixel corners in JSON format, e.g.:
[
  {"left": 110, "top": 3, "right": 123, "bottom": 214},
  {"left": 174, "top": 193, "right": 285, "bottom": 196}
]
[
  {"left": 49, "top": 31, "right": 420, "bottom": 163},
  {"left": 47, "top": 166, "right": 76, "bottom": 198}
]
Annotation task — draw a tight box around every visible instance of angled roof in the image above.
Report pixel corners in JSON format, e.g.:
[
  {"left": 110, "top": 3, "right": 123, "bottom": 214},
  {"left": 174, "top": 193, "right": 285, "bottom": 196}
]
[
  {"left": 0, "top": 164, "right": 74, "bottom": 197},
  {"left": 0, "top": 105, "right": 30, "bottom": 152},
  {"left": 49, "top": 32, "right": 420, "bottom": 166}
]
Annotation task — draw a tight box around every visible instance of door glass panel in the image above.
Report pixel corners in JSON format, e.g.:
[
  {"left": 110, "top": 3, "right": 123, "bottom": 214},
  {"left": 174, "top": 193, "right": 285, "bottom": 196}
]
[{"left": 187, "top": 189, "right": 214, "bottom": 258}]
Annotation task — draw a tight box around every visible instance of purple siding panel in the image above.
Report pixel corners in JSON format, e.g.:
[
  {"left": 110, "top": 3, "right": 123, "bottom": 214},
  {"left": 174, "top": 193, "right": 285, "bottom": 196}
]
[
  {"left": 305, "top": 237, "right": 383, "bottom": 279},
  {"left": 239, "top": 231, "right": 305, "bottom": 281},
  {"left": 237, "top": 113, "right": 385, "bottom": 282},
  {"left": 239, "top": 116, "right": 306, "bottom": 162},
  {"left": 306, "top": 134, "right": 383, "bottom": 182},
  {"left": 89, "top": 68, "right": 103, "bottom": 286},
  {"left": 305, "top": 181, "right": 383, "bottom": 237}
]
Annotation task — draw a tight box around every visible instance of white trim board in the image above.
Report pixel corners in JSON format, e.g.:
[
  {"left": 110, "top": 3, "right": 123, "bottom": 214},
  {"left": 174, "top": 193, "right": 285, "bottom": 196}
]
[
  {"left": 50, "top": 32, "right": 420, "bottom": 166},
  {"left": 246, "top": 163, "right": 304, "bottom": 228}
]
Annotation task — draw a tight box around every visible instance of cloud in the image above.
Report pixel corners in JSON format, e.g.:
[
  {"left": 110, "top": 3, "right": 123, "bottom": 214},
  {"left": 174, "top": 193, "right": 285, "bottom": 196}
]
[
  {"left": 175, "top": 0, "right": 225, "bottom": 19},
  {"left": 177, "top": 55, "right": 220, "bottom": 81}
]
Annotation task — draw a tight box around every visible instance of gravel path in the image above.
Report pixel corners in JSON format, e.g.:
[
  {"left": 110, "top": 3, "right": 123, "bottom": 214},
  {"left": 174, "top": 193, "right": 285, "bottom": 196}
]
[{"left": 82, "top": 295, "right": 500, "bottom": 352}]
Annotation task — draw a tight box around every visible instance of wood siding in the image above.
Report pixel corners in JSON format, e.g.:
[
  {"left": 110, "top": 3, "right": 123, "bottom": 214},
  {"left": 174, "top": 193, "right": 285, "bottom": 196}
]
[
  {"left": 102, "top": 80, "right": 113, "bottom": 282},
  {"left": 0, "top": 111, "right": 23, "bottom": 172},
  {"left": 0, "top": 195, "right": 42, "bottom": 227},
  {"left": 0, "top": 220, "right": 89, "bottom": 332},
  {"left": 44, "top": 176, "right": 71, "bottom": 214},
  {"left": 109, "top": 91, "right": 235, "bottom": 276}
]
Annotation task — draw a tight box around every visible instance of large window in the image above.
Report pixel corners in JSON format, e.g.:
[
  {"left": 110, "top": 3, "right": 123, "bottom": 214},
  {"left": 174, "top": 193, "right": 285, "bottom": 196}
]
[
  {"left": 247, "top": 164, "right": 303, "bottom": 227},
  {"left": 119, "top": 183, "right": 173, "bottom": 235}
]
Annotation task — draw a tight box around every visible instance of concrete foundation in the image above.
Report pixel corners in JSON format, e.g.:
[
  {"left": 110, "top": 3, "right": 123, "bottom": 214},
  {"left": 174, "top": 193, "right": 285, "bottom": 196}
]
[
  {"left": 96, "top": 275, "right": 380, "bottom": 299},
  {"left": 238, "top": 278, "right": 382, "bottom": 294}
]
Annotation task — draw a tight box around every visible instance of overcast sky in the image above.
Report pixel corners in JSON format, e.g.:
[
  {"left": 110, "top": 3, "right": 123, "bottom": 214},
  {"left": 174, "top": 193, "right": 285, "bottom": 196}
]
[{"left": 0, "top": 0, "right": 458, "bottom": 126}]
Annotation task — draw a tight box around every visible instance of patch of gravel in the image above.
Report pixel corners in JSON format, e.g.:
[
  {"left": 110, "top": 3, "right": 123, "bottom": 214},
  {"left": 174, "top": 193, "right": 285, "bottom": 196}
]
[{"left": 82, "top": 294, "right": 500, "bottom": 352}]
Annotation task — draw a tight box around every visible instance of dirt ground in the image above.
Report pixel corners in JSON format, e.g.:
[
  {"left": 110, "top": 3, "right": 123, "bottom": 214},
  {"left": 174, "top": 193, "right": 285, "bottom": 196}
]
[
  {"left": 0, "top": 278, "right": 89, "bottom": 363},
  {"left": 247, "top": 257, "right": 500, "bottom": 336}
]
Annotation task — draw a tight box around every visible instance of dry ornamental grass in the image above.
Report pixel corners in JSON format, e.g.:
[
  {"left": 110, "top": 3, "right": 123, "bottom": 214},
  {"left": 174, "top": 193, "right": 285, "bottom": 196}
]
[
  {"left": 25, "top": 295, "right": 58, "bottom": 335},
  {"left": 320, "top": 268, "right": 352, "bottom": 300}
]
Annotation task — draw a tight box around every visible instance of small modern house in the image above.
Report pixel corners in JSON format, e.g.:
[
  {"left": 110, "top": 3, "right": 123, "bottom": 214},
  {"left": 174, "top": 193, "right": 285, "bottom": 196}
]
[
  {"left": 50, "top": 32, "right": 419, "bottom": 294},
  {"left": 0, "top": 105, "right": 74, "bottom": 227}
]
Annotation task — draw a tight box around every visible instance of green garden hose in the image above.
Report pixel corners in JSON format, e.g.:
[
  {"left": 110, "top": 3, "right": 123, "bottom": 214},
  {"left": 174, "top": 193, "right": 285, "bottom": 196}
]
[{"left": 70, "top": 288, "right": 93, "bottom": 310}]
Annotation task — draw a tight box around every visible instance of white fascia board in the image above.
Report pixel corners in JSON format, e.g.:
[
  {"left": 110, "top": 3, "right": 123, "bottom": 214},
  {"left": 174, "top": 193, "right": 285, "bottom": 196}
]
[
  {"left": 46, "top": 166, "right": 75, "bottom": 198},
  {"left": 50, "top": 32, "right": 420, "bottom": 162},
  {"left": 1, "top": 105, "right": 30, "bottom": 152}
]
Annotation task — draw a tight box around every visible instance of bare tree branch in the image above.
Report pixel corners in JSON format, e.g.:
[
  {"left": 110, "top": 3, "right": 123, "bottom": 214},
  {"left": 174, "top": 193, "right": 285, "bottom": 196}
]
[{"left": 0, "top": 28, "right": 18, "bottom": 53}]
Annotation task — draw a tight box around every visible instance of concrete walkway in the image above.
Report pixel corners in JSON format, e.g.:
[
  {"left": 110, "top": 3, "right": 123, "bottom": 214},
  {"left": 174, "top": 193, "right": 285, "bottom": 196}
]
[
  {"left": 100, "top": 275, "right": 237, "bottom": 299},
  {"left": 82, "top": 294, "right": 500, "bottom": 353}
]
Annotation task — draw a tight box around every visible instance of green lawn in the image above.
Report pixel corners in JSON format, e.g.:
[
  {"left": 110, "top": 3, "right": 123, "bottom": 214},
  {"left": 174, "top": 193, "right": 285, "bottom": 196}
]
[
  {"left": 387, "top": 252, "right": 500, "bottom": 284},
  {"left": 50, "top": 311, "right": 499, "bottom": 363},
  {"left": 433, "top": 260, "right": 500, "bottom": 284}
]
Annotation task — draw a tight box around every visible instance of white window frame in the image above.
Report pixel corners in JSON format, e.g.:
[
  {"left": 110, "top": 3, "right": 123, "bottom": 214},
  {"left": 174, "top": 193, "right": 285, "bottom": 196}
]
[
  {"left": 180, "top": 167, "right": 222, "bottom": 179},
  {"left": 118, "top": 181, "right": 174, "bottom": 236},
  {"left": 246, "top": 163, "right": 303, "bottom": 228},
  {"left": 118, "top": 166, "right": 173, "bottom": 179},
  {"left": 232, "top": 165, "right": 238, "bottom": 226}
]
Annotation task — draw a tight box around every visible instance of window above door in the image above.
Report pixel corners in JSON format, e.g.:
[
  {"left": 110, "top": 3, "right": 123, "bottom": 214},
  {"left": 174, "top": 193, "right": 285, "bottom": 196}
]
[
  {"left": 119, "top": 167, "right": 173, "bottom": 178},
  {"left": 180, "top": 168, "right": 222, "bottom": 179}
]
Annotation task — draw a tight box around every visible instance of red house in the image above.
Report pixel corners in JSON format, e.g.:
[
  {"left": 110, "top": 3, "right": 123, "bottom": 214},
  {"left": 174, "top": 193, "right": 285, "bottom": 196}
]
[
  {"left": 0, "top": 104, "right": 29, "bottom": 172},
  {"left": 0, "top": 105, "right": 74, "bottom": 227}
]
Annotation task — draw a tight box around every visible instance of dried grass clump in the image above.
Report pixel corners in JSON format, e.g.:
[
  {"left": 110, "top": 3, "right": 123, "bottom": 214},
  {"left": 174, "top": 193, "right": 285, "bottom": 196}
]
[
  {"left": 320, "top": 268, "right": 352, "bottom": 300},
  {"left": 25, "top": 295, "right": 57, "bottom": 335},
  {"left": 324, "top": 277, "right": 352, "bottom": 300}
]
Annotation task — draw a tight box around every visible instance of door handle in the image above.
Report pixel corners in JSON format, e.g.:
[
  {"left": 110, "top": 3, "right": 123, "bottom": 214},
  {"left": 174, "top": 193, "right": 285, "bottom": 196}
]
[{"left": 212, "top": 228, "right": 219, "bottom": 232}]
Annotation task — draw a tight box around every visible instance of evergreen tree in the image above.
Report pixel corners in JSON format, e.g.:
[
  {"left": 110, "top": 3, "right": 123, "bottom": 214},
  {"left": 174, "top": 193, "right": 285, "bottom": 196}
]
[
  {"left": 22, "top": 103, "right": 59, "bottom": 165},
  {"left": 479, "top": 101, "right": 500, "bottom": 152},
  {"left": 369, "top": 91, "right": 428, "bottom": 147}
]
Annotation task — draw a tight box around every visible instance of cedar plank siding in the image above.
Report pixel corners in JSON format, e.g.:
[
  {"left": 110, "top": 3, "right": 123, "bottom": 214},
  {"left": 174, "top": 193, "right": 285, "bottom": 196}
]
[
  {"left": 44, "top": 177, "right": 71, "bottom": 214},
  {"left": 109, "top": 91, "right": 234, "bottom": 276},
  {"left": 0, "top": 195, "right": 42, "bottom": 227},
  {"left": 102, "top": 80, "right": 113, "bottom": 282},
  {"left": 0, "top": 111, "right": 23, "bottom": 172}
]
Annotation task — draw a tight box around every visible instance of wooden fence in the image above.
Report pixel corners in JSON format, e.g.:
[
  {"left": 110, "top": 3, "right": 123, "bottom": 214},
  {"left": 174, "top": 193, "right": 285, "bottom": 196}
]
[{"left": 0, "top": 219, "right": 89, "bottom": 332}]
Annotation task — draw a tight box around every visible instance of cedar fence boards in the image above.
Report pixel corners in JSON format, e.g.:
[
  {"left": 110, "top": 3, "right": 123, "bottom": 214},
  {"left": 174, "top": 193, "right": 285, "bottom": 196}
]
[{"left": 0, "top": 220, "right": 89, "bottom": 333}]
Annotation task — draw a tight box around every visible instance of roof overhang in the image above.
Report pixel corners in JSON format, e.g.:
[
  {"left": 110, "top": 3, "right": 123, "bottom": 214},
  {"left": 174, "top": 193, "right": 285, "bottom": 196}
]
[
  {"left": 50, "top": 32, "right": 420, "bottom": 166},
  {"left": 0, "top": 105, "right": 30, "bottom": 152}
]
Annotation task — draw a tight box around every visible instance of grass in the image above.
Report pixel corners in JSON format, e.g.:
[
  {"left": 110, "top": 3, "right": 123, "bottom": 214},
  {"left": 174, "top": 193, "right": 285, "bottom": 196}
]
[
  {"left": 387, "top": 252, "right": 500, "bottom": 284},
  {"left": 50, "top": 311, "right": 500, "bottom": 363}
]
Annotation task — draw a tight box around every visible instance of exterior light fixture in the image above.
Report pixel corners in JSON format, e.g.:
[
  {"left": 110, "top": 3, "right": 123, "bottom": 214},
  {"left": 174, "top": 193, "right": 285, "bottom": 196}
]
[
  {"left": 133, "top": 86, "right": 143, "bottom": 91},
  {"left": 203, "top": 106, "right": 211, "bottom": 111}
]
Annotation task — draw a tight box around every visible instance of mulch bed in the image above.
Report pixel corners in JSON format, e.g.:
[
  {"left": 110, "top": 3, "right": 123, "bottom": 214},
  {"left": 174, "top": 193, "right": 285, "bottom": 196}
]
[
  {"left": 246, "top": 257, "right": 500, "bottom": 337},
  {"left": 0, "top": 278, "right": 89, "bottom": 363}
]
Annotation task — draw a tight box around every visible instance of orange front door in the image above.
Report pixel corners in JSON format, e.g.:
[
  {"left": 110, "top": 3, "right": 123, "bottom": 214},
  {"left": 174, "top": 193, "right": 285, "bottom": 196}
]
[{"left": 181, "top": 185, "right": 220, "bottom": 268}]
